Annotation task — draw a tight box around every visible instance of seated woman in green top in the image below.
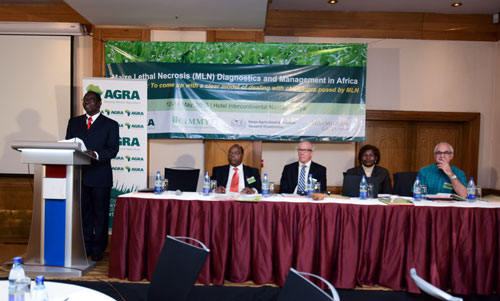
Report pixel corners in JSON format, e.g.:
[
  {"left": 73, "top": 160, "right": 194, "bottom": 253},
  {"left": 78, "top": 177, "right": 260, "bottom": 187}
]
[{"left": 345, "top": 144, "right": 392, "bottom": 194}]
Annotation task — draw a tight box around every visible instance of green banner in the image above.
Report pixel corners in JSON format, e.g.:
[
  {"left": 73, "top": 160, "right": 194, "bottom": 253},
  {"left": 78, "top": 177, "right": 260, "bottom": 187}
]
[{"left": 105, "top": 41, "right": 367, "bottom": 141}]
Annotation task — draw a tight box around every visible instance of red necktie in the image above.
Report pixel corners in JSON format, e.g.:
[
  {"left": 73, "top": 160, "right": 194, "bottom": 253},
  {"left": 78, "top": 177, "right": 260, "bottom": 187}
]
[
  {"left": 230, "top": 167, "right": 239, "bottom": 192},
  {"left": 87, "top": 117, "right": 92, "bottom": 130}
]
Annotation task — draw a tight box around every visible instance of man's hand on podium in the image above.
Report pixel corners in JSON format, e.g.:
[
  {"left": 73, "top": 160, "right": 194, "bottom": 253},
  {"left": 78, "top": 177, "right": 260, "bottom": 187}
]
[{"left": 84, "top": 149, "right": 97, "bottom": 159}]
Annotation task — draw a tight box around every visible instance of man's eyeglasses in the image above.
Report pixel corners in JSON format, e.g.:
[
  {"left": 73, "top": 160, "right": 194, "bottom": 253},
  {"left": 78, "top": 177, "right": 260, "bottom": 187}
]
[
  {"left": 297, "top": 149, "right": 313, "bottom": 153},
  {"left": 228, "top": 151, "right": 241, "bottom": 156},
  {"left": 434, "top": 151, "right": 452, "bottom": 155},
  {"left": 82, "top": 98, "right": 98, "bottom": 103}
]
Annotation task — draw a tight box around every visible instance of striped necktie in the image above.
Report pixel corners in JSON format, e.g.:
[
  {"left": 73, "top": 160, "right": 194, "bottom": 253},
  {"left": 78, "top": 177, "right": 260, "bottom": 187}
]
[{"left": 297, "top": 165, "right": 306, "bottom": 192}]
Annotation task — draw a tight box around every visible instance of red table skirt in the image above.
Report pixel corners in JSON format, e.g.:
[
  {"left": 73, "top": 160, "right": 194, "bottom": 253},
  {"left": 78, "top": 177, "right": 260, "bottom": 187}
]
[{"left": 108, "top": 197, "right": 500, "bottom": 295}]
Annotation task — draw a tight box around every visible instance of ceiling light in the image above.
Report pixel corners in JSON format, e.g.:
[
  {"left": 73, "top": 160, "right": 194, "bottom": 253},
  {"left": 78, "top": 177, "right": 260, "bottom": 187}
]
[
  {"left": 451, "top": 2, "right": 462, "bottom": 7},
  {"left": 328, "top": 0, "right": 338, "bottom": 4}
]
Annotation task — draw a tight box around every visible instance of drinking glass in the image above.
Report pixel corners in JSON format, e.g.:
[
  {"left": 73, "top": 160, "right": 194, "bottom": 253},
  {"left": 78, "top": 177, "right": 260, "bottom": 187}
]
[
  {"left": 421, "top": 185, "right": 428, "bottom": 199},
  {"left": 269, "top": 182, "right": 275, "bottom": 195},
  {"left": 163, "top": 178, "right": 169, "bottom": 192},
  {"left": 15, "top": 276, "right": 31, "bottom": 300},
  {"left": 367, "top": 183, "right": 374, "bottom": 199},
  {"left": 210, "top": 180, "right": 217, "bottom": 193},
  {"left": 476, "top": 186, "right": 482, "bottom": 200},
  {"left": 314, "top": 182, "right": 321, "bottom": 193}
]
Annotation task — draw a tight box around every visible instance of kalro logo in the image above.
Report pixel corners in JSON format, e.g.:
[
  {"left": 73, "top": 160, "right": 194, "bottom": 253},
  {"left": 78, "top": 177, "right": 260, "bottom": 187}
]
[{"left": 104, "top": 90, "right": 140, "bottom": 100}]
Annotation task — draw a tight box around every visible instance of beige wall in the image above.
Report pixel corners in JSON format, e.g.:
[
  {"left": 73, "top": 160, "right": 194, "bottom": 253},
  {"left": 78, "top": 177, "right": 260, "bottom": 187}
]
[
  {"left": 491, "top": 41, "right": 500, "bottom": 189},
  {"left": 73, "top": 35, "right": 93, "bottom": 116}
]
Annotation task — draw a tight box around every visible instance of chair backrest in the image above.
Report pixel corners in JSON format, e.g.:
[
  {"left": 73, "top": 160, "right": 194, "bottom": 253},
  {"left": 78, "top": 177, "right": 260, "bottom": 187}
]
[
  {"left": 164, "top": 167, "right": 200, "bottom": 192},
  {"left": 409, "top": 268, "right": 462, "bottom": 301},
  {"left": 392, "top": 172, "right": 418, "bottom": 196},
  {"left": 341, "top": 174, "right": 380, "bottom": 198},
  {"left": 277, "top": 268, "right": 340, "bottom": 301},
  {"left": 148, "top": 235, "right": 210, "bottom": 301}
]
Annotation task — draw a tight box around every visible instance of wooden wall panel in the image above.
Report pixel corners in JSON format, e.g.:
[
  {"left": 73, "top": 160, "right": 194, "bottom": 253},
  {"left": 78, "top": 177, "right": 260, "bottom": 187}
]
[
  {"left": 206, "top": 30, "right": 264, "bottom": 42},
  {"left": 364, "top": 110, "right": 479, "bottom": 181},
  {"left": 0, "top": 4, "right": 89, "bottom": 25},
  {"left": 359, "top": 121, "right": 411, "bottom": 182},
  {"left": 0, "top": 176, "right": 33, "bottom": 242},
  {"left": 414, "top": 122, "right": 463, "bottom": 171},
  {"left": 93, "top": 27, "right": 151, "bottom": 77},
  {"left": 265, "top": 10, "right": 500, "bottom": 41},
  {"left": 204, "top": 140, "right": 262, "bottom": 177}
]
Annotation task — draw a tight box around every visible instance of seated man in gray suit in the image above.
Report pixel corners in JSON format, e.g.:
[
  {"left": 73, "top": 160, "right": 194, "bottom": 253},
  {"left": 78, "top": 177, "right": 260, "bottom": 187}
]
[
  {"left": 211, "top": 144, "right": 262, "bottom": 194},
  {"left": 280, "top": 141, "right": 327, "bottom": 194}
]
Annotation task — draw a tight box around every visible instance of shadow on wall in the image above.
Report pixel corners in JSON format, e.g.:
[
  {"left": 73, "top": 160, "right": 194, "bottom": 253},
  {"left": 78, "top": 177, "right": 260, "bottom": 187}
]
[
  {"left": 173, "top": 154, "right": 202, "bottom": 191},
  {"left": 1, "top": 109, "right": 57, "bottom": 174}
]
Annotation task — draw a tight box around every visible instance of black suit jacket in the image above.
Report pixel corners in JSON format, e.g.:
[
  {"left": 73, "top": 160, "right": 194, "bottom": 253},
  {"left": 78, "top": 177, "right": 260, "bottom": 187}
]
[
  {"left": 211, "top": 165, "right": 262, "bottom": 193},
  {"left": 344, "top": 165, "right": 392, "bottom": 194},
  {"left": 66, "top": 114, "right": 119, "bottom": 187},
  {"left": 279, "top": 161, "right": 327, "bottom": 193}
]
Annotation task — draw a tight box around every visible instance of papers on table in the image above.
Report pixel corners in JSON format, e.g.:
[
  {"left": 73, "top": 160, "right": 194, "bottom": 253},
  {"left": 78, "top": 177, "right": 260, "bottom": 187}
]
[
  {"left": 119, "top": 191, "right": 500, "bottom": 208},
  {"left": 58, "top": 137, "right": 87, "bottom": 151}
]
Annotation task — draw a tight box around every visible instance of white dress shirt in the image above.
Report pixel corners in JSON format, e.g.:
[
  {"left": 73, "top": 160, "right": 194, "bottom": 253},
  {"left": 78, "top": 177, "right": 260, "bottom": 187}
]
[
  {"left": 226, "top": 163, "right": 245, "bottom": 192},
  {"left": 85, "top": 112, "right": 101, "bottom": 160}
]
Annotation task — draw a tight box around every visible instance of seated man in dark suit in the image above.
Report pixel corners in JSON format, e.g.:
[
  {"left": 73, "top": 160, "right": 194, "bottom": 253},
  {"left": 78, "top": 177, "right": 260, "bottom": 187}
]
[
  {"left": 280, "top": 141, "right": 327, "bottom": 194},
  {"left": 211, "top": 144, "right": 262, "bottom": 194}
]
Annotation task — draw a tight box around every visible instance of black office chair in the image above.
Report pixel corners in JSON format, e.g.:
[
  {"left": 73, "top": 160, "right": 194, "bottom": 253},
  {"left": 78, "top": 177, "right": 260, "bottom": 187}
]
[
  {"left": 148, "top": 235, "right": 210, "bottom": 301},
  {"left": 341, "top": 173, "right": 380, "bottom": 198},
  {"left": 409, "top": 268, "right": 463, "bottom": 301},
  {"left": 277, "top": 268, "right": 340, "bottom": 301},
  {"left": 164, "top": 167, "right": 200, "bottom": 192},
  {"left": 392, "top": 171, "right": 418, "bottom": 196}
]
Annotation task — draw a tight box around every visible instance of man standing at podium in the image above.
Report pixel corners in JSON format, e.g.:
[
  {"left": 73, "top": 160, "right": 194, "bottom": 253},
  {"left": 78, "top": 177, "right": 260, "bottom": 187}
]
[{"left": 65, "top": 91, "right": 119, "bottom": 261}]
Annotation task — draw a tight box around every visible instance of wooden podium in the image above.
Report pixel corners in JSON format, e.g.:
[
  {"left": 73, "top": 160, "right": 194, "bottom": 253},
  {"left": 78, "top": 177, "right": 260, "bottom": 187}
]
[{"left": 11, "top": 141, "right": 96, "bottom": 277}]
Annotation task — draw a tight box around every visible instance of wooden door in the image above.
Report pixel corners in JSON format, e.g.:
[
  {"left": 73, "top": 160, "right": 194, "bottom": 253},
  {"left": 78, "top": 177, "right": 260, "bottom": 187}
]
[
  {"left": 358, "top": 121, "right": 413, "bottom": 179},
  {"left": 414, "top": 122, "right": 463, "bottom": 171},
  {"left": 360, "top": 110, "right": 478, "bottom": 184},
  {"left": 204, "top": 140, "right": 262, "bottom": 177}
]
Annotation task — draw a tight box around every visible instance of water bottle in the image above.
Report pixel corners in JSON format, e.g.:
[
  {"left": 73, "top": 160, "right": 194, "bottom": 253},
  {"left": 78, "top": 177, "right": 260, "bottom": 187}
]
[
  {"left": 359, "top": 175, "right": 368, "bottom": 200},
  {"left": 413, "top": 176, "right": 422, "bottom": 201},
  {"left": 307, "top": 174, "right": 314, "bottom": 197},
  {"left": 8, "top": 257, "right": 25, "bottom": 301},
  {"left": 32, "top": 275, "right": 48, "bottom": 301},
  {"left": 154, "top": 171, "right": 163, "bottom": 195},
  {"left": 203, "top": 172, "right": 210, "bottom": 196},
  {"left": 467, "top": 177, "right": 476, "bottom": 201},
  {"left": 262, "top": 173, "right": 270, "bottom": 197}
]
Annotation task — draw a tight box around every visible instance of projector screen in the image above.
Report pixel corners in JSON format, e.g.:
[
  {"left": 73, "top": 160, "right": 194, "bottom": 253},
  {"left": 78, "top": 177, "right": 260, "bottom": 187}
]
[{"left": 0, "top": 35, "right": 72, "bottom": 174}]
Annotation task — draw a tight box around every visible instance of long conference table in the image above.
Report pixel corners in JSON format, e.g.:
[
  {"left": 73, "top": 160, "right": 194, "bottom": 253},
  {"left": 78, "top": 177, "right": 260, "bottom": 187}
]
[{"left": 108, "top": 192, "right": 500, "bottom": 295}]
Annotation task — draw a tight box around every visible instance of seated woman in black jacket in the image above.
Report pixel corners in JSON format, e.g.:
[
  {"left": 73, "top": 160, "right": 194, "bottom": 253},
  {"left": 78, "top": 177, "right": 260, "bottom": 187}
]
[{"left": 345, "top": 144, "right": 392, "bottom": 194}]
